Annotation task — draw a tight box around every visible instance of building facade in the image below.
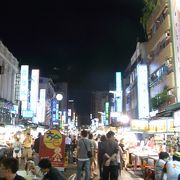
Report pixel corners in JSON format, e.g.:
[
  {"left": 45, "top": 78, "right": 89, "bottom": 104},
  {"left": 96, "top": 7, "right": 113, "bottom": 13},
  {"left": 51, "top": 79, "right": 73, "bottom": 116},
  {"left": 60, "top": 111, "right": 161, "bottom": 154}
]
[
  {"left": 146, "top": 0, "right": 176, "bottom": 114},
  {"left": 123, "top": 42, "right": 149, "bottom": 119},
  {"left": 91, "top": 91, "right": 109, "bottom": 124},
  {"left": 0, "top": 41, "right": 19, "bottom": 123}
]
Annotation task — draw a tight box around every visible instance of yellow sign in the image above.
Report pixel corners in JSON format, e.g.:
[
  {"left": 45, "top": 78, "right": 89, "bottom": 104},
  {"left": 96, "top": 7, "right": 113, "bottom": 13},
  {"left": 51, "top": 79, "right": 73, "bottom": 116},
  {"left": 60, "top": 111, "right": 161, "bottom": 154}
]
[{"left": 43, "top": 129, "right": 63, "bottom": 149}]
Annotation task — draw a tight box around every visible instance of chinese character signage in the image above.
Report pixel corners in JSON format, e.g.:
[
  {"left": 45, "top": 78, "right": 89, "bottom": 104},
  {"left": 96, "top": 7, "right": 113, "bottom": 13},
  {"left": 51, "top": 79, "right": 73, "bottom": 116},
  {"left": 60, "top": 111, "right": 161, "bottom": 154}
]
[
  {"left": 20, "top": 65, "right": 29, "bottom": 101},
  {"left": 39, "top": 129, "right": 65, "bottom": 169}
]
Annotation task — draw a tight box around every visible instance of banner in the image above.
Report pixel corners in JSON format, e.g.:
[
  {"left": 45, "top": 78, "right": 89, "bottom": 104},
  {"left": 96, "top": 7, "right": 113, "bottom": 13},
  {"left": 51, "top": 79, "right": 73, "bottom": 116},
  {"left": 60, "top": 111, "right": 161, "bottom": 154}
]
[{"left": 39, "top": 129, "right": 65, "bottom": 169}]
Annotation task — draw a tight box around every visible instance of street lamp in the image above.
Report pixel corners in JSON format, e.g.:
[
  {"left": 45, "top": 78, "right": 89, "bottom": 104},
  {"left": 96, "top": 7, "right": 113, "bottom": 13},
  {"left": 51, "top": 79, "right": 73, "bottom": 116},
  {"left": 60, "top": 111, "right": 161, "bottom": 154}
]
[{"left": 56, "top": 94, "right": 63, "bottom": 101}]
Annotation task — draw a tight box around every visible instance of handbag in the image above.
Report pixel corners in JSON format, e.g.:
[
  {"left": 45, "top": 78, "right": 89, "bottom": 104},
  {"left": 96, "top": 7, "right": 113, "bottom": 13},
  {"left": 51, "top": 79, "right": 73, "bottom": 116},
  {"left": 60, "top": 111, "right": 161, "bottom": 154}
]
[{"left": 82, "top": 139, "right": 92, "bottom": 158}]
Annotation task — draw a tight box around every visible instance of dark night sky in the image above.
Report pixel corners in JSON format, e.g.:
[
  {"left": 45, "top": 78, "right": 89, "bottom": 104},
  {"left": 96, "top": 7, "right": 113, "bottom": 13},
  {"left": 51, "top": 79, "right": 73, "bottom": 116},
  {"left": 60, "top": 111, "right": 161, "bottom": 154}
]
[{"left": 0, "top": 0, "right": 145, "bottom": 116}]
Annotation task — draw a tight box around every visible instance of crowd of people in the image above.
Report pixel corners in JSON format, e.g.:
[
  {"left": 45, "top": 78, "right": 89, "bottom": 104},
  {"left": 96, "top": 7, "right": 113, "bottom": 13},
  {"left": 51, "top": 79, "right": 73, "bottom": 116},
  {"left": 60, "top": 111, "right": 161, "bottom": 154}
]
[
  {"left": 0, "top": 128, "right": 180, "bottom": 180},
  {"left": 68, "top": 129, "right": 126, "bottom": 180}
]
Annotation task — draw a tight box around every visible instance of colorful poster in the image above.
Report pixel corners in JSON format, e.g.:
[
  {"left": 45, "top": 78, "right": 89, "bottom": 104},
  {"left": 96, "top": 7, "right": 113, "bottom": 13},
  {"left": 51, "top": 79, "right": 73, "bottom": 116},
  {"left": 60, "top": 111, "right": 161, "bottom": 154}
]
[{"left": 39, "top": 129, "right": 65, "bottom": 169}]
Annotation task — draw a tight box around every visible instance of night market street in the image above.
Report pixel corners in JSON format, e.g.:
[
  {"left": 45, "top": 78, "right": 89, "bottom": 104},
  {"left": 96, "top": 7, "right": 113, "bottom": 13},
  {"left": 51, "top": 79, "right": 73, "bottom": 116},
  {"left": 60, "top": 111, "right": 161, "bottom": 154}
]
[{"left": 65, "top": 163, "right": 143, "bottom": 180}]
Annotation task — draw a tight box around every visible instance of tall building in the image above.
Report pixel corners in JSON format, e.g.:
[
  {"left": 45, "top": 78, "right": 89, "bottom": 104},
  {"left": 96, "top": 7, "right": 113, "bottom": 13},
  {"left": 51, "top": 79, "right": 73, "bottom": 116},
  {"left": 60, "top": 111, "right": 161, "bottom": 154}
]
[
  {"left": 91, "top": 91, "right": 109, "bottom": 124},
  {"left": 0, "top": 41, "right": 19, "bottom": 123},
  {"left": 145, "top": 0, "right": 178, "bottom": 115},
  {"left": 39, "top": 77, "right": 55, "bottom": 125},
  {"left": 123, "top": 42, "right": 149, "bottom": 119}
]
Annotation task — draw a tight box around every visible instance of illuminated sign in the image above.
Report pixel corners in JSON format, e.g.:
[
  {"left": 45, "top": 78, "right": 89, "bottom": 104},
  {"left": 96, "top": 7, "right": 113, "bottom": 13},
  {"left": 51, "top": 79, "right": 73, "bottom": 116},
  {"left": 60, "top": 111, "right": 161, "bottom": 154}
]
[
  {"left": 22, "top": 110, "right": 33, "bottom": 118},
  {"left": 51, "top": 99, "right": 57, "bottom": 122},
  {"left": 105, "top": 102, "right": 109, "bottom": 125},
  {"left": 116, "top": 72, "right": 122, "bottom": 112},
  {"left": 20, "top": 65, "right": 29, "bottom": 101},
  {"left": 56, "top": 103, "right": 59, "bottom": 120},
  {"left": 37, "top": 89, "right": 46, "bottom": 123},
  {"left": 174, "top": 110, "right": 180, "bottom": 127},
  {"left": 137, "top": 64, "right": 149, "bottom": 119},
  {"left": 30, "top": 69, "right": 39, "bottom": 115},
  {"left": 116, "top": 72, "right": 122, "bottom": 91},
  {"left": 170, "top": 0, "right": 180, "bottom": 102},
  {"left": 131, "top": 119, "right": 149, "bottom": 131},
  {"left": 149, "top": 120, "right": 167, "bottom": 132}
]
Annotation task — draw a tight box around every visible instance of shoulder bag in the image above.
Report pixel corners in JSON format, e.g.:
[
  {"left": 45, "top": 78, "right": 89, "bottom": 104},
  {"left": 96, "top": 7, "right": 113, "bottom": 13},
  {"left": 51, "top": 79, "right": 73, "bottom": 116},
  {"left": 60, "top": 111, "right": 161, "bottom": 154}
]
[{"left": 82, "top": 139, "right": 92, "bottom": 158}]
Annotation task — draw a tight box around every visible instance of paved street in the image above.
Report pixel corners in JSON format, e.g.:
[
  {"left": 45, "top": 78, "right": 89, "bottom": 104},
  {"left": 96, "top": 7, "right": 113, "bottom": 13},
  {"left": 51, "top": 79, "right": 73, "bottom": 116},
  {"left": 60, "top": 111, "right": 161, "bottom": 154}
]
[
  {"left": 18, "top": 158, "right": 144, "bottom": 180},
  {"left": 65, "top": 163, "right": 144, "bottom": 180}
]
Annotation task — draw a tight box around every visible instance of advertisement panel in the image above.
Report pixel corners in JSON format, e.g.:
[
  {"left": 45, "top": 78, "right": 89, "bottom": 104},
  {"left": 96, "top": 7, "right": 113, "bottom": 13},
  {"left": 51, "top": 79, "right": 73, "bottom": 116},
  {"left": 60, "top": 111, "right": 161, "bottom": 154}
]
[
  {"left": 20, "top": 65, "right": 29, "bottom": 101},
  {"left": 137, "top": 64, "right": 149, "bottom": 119},
  {"left": 116, "top": 72, "right": 122, "bottom": 112},
  {"left": 148, "top": 120, "right": 166, "bottom": 132},
  {"left": 36, "top": 89, "right": 46, "bottom": 123},
  {"left": 39, "top": 129, "right": 65, "bottom": 170},
  {"left": 131, "top": 119, "right": 149, "bottom": 131},
  {"left": 170, "top": 0, "right": 180, "bottom": 102},
  {"left": 30, "top": 69, "right": 39, "bottom": 115},
  {"left": 174, "top": 110, "right": 180, "bottom": 127}
]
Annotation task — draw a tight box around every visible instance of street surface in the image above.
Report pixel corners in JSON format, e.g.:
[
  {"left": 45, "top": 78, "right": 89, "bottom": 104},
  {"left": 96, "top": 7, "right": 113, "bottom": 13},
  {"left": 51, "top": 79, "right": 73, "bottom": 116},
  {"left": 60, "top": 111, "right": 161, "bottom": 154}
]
[
  {"left": 65, "top": 163, "right": 143, "bottom": 180},
  {"left": 19, "top": 159, "right": 143, "bottom": 179}
]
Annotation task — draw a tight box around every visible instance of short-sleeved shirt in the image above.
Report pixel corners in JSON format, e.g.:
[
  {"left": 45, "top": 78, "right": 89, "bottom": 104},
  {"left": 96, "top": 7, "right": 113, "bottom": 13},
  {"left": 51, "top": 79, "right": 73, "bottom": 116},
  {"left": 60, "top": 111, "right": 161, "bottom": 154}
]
[
  {"left": 166, "top": 160, "right": 180, "bottom": 180},
  {"left": 155, "top": 159, "right": 166, "bottom": 180},
  {"left": 77, "top": 138, "right": 93, "bottom": 161},
  {"left": 102, "top": 140, "right": 119, "bottom": 166}
]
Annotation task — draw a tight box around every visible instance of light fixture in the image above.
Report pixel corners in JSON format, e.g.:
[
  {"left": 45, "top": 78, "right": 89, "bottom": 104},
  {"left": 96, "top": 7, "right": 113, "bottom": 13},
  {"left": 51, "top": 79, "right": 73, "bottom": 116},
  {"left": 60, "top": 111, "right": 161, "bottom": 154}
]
[{"left": 56, "top": 94, "right": 63, "bottom": 101}]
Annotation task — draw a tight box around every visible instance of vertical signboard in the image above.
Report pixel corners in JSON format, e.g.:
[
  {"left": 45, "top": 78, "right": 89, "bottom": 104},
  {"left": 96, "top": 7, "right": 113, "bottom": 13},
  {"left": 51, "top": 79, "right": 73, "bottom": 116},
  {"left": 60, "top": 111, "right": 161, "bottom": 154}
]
[
  {"left": 20, "top": 65, "right": 29, "bottom": 101},
  {"left": 51, "top": 98, "right": 57, "bottom": 124},
  {"left": 137, "top": 64, "right": 149, "bottom": 119},
  {"left": 174, "top": 110, "right": 180, "bottom": 127},
  {"left": 105, "top": 102, "right": 109, "bottom": 125},
  {"left": 39, "top": 129, "right": 65, "bottom": 170},
  {"left": 116, "top": 72, "right": 122, "bottom": 112},
  {"left": 30, "top": 69, "right": 39, "bottom": 115},
  {"left": 37, "top": 89, "right": 46, "bottom": 123},
  {"left": 170, "top": 0, "right": 180, "bottom": 102},
  {"left": 20, "top": 65, "right": 29, "bottom": 111}
]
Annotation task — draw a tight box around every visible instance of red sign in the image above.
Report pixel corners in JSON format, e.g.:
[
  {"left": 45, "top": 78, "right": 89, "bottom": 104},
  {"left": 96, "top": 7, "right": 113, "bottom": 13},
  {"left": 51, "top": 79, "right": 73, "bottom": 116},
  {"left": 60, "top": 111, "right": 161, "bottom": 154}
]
[{"left": 39, "top": 129, "right": 65, "bottom": 169}]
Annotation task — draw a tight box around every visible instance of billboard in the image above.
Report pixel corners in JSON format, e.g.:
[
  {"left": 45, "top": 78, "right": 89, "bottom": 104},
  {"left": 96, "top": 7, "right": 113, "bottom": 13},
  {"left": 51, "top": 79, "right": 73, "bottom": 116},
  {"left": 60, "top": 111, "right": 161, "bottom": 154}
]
[
  {"left": 30, "top": 69, "right": 40, "bottom": 115},
  {"left": 36, "top": 89, "right": 46, "bottom": 123},
  {"left": 116, "top": 72, "right": 122, "bottom": 112},
  {"left": 20, "top": 65, "right": 29, "bottom": 101},
  {"left": 174, "top": 110, "right": 180, "bottom": 127},
  {"left": 170, "top": 0, "right": 180, "bottom": 102},
  {"left": 39, "top": 129, "right": 65, "bottom": 170},
  {"left": 137, "top": 64, "right": 149, "bottom": 119}
]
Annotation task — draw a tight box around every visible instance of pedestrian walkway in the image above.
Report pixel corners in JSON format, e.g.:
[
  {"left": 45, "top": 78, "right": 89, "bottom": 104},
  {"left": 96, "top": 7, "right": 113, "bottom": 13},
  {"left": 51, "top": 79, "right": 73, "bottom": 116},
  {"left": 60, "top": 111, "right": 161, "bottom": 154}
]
[
  {"left": 67, "top": 169, "right": 143, "bottom": 180},
  {"left": 93, "top": 170, "right": 143, "bottom": 180},
  {"left": 118, "top": 170, "right": 143, "bottom": 180}
]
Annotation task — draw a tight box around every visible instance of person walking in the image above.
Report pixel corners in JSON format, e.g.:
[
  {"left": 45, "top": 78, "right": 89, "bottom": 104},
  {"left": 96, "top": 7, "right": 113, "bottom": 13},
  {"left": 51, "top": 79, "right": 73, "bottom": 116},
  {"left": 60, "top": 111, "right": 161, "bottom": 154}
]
[
  {"left": 88, "top": 133, "right": 98, "bottom": 179},
  {"left": 98, "top": 135, "right": 106, "bottom": 179},
  {"left": 102, "top": 131, "right": 119, "bottom": 180},
  {"left": 76, "top": 129, "right": 94, "bottom": 180},
  {"left": 12, "top": 137, "right": 22, "bottom": 164},
  {"left": 33, "top": 132, "right": 42, "bottom": 165},
  {"left": 22, "top": 132, "right": 33, "bottom": 164},
  {"left": 65, "top": 135, "right": 72, "bottom": 163}
]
